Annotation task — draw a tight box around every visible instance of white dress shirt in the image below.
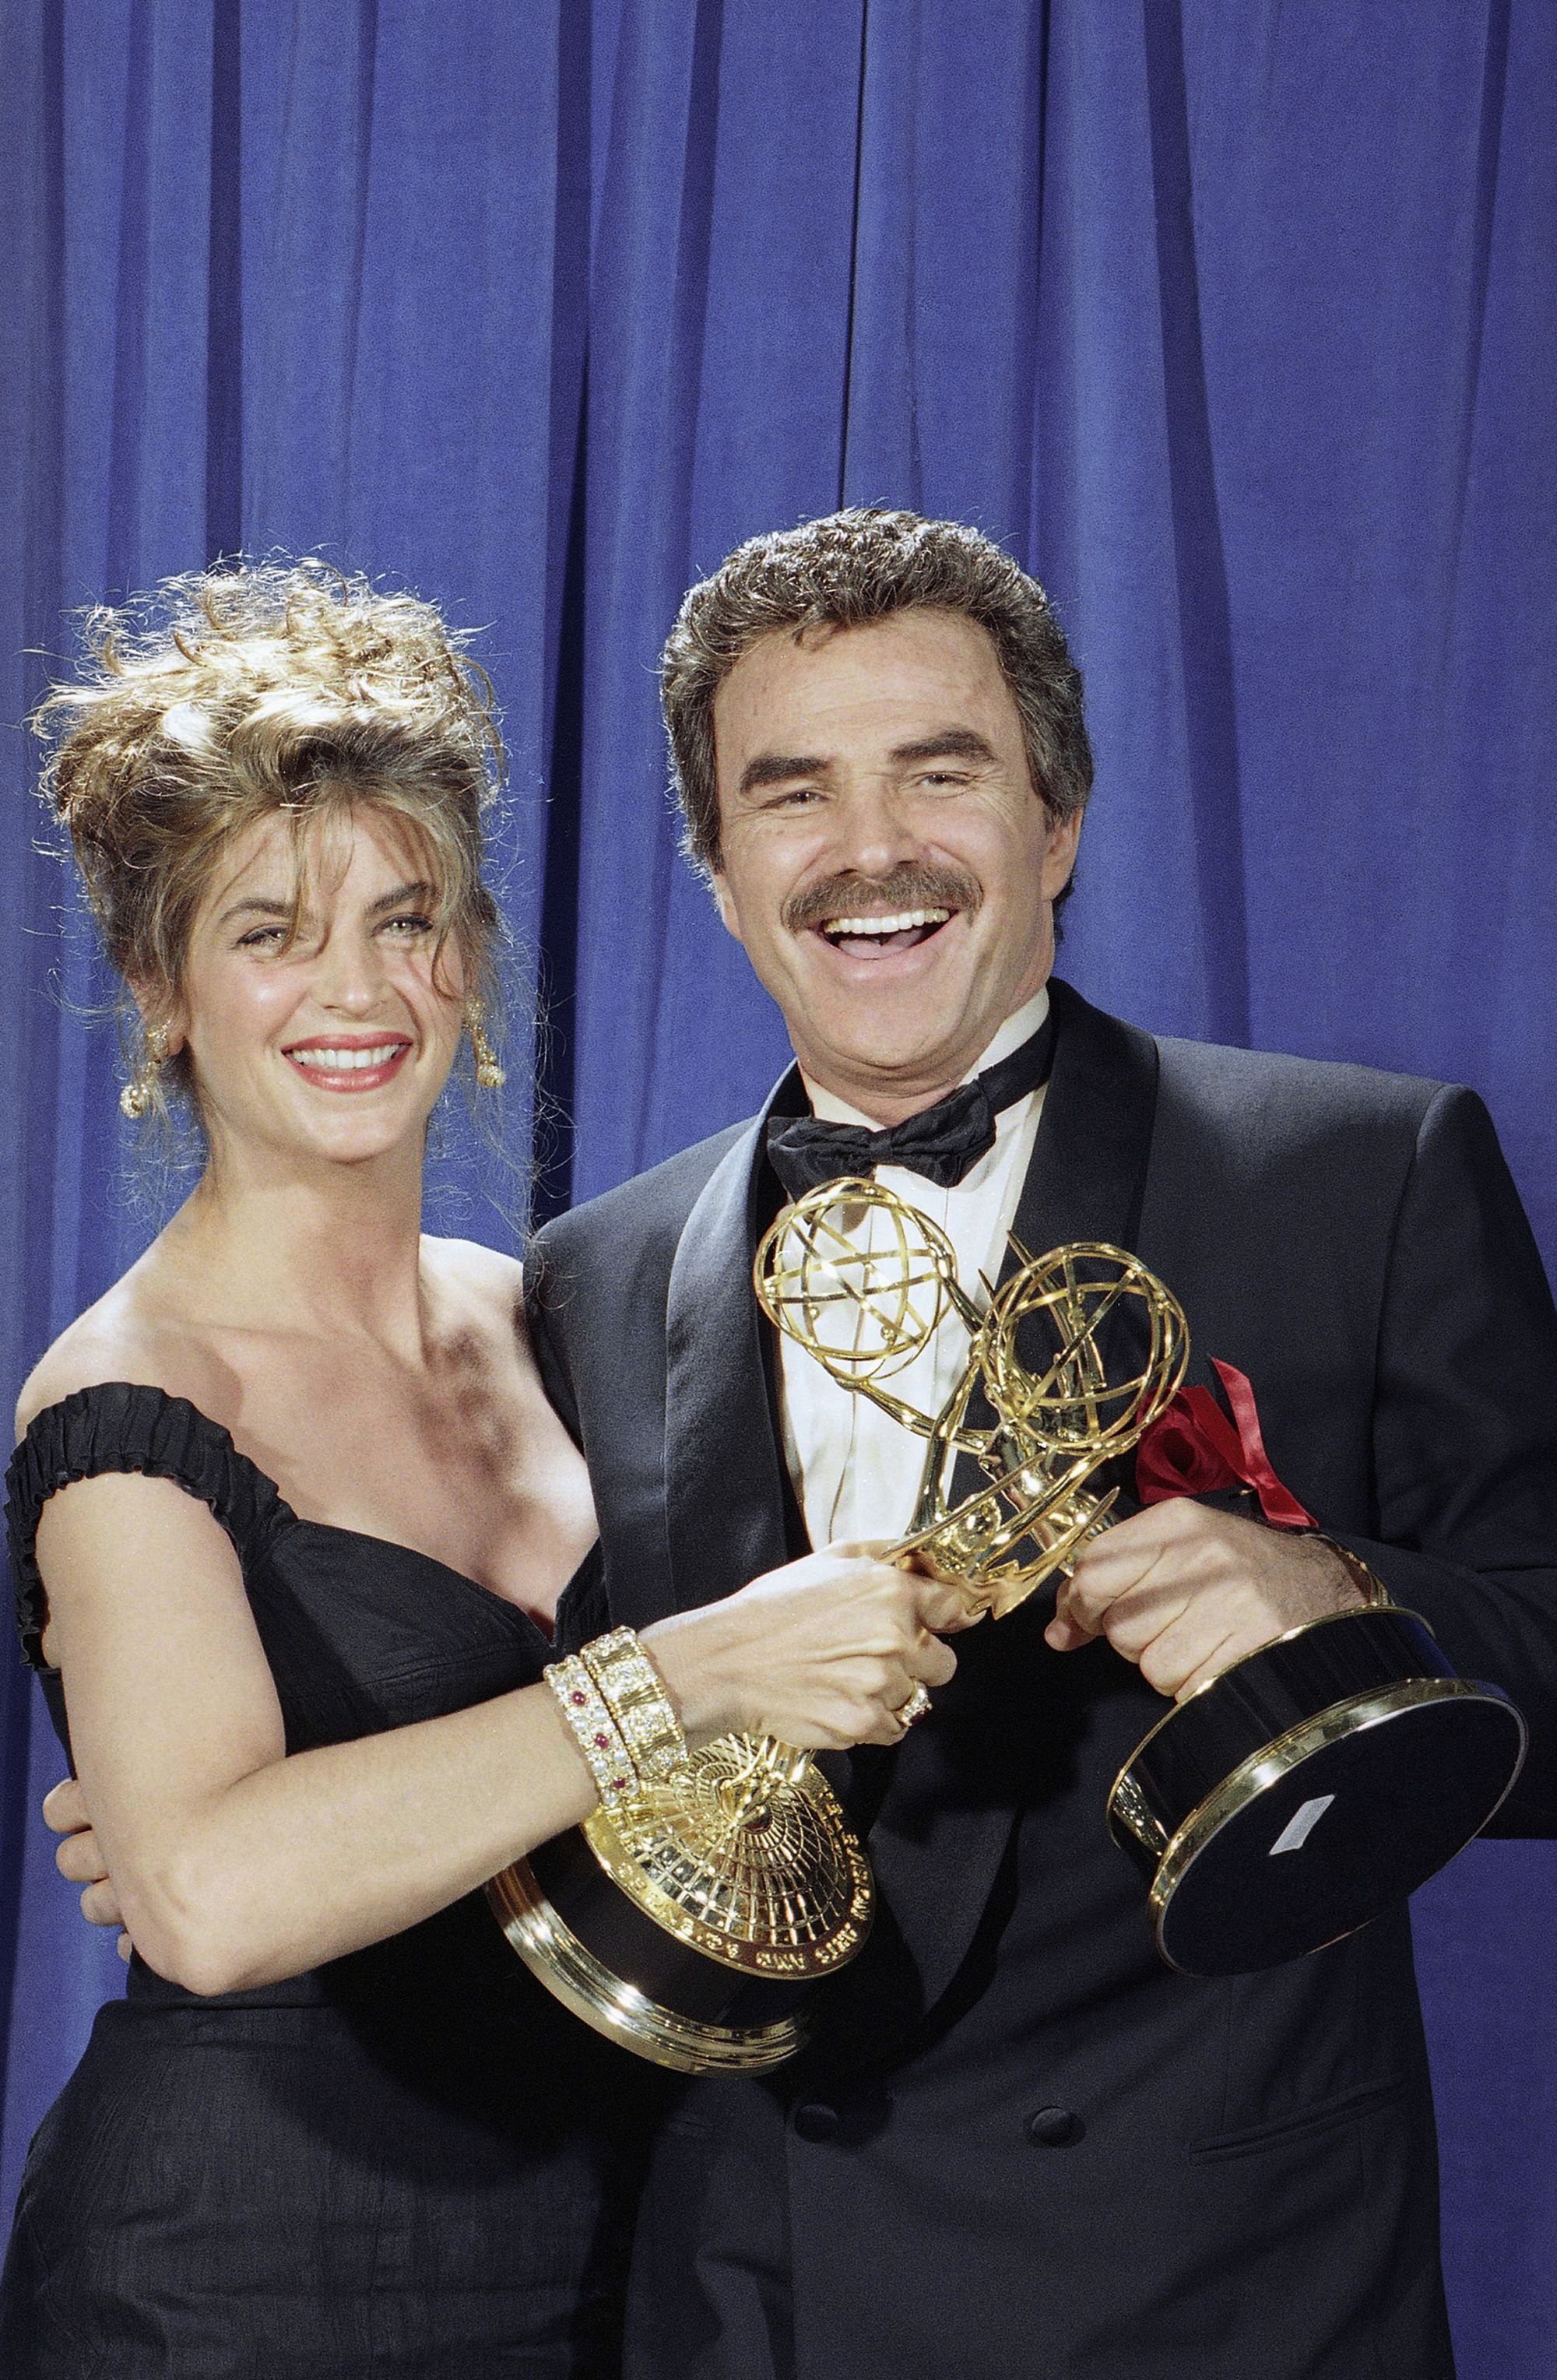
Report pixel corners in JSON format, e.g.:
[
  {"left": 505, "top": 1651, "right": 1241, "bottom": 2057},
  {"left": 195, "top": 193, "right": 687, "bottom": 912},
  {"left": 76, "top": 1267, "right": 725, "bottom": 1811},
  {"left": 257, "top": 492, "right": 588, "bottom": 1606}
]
[{"left": 778, "top": 986, "right": 1051, "bottom": 1550}]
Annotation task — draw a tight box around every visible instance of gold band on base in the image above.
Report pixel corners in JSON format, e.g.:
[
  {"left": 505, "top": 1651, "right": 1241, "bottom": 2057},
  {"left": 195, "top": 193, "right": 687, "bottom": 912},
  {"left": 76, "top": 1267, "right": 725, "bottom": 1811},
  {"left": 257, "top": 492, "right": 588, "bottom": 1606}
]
[
  {"left": 485, "top": 1860, "right": 808, "bottom": 2073},
  {"left": 1134, "top": 1675, "right": 1518, "bottom": 1968},
  {"left": 1111, "top": 1598, "right": 1435, "bottom": 1817}
]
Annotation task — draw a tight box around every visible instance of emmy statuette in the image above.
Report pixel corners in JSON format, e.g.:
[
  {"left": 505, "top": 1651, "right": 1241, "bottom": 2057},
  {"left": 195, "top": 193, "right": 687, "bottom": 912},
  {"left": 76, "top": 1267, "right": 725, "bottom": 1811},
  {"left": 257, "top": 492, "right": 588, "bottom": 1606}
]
[
  {"left": 487, "top": 1729, "right": 873, "bottom": 2074},
  {"left": 755, "top": 1179, "right": 1527, "bottom": 1977},
  {"left": 752, "top": 1178, "right": 1191, "bottom": 1617},
  {"left": 490, "top": 1172, "right": 1526, "bottom": 2067},
  {"left": 488, "top": 1183, "right": 1191, "bottom": 2072},
  {"left": 1105, "top": 1605, "right": 1526, "bottom": 1974}
]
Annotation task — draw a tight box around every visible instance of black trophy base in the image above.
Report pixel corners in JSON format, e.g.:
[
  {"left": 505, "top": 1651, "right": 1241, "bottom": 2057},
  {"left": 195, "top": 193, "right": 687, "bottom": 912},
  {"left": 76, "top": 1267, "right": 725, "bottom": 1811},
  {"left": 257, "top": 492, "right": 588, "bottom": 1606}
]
[
  {"left": 486, "top": 1823, "right": 814, "bottom": 2074},
  {"left": 1108, "top": 1607, "right": 1527, "bottom": 1976}
]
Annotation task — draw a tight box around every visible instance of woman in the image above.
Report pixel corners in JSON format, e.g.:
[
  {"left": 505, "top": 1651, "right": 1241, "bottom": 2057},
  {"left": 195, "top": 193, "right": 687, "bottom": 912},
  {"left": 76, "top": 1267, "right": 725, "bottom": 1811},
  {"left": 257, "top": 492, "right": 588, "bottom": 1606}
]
[{"left": 0, "top": 562, "right": 958, "bottom": 2377}]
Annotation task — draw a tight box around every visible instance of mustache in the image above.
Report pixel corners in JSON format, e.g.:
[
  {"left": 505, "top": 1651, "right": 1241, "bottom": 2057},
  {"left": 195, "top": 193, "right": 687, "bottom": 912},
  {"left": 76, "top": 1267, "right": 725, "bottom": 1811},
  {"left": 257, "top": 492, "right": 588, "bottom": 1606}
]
[{"left": 783, "top": 862, "right": 981, "bottom": 934}]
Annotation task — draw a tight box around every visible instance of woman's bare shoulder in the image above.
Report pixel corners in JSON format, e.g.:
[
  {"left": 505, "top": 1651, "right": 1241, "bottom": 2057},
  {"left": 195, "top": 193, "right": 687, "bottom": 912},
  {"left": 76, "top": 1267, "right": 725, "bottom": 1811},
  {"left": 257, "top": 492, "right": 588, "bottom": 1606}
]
[
  {"left": 421, "top": 1236, "right": 526, "bottom": 1326},
  {"left": 15, "top": 1273, "right": 230, "bottom": 1442},
  {"left": 419, "top": 1236, "right": 561, "bottom": 1418}
]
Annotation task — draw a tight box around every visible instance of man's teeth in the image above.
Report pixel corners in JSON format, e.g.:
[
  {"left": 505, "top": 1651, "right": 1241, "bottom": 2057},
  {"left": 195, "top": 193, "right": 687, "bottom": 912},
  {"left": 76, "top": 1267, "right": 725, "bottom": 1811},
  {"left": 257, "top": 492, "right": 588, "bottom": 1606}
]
[
  {"left": 821, "top": 907, "right": 952, "bottom": 937},
  {"left": 289, "top": 1045, "right": 405, "bottom": 1070}
]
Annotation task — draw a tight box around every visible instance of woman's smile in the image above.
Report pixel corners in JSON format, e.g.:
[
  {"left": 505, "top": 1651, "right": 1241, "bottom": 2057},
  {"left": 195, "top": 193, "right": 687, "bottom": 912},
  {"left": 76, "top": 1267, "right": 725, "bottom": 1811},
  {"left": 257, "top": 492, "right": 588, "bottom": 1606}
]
[{"left": 281, "top": 1033, "right": 416, "bottom": 1093}]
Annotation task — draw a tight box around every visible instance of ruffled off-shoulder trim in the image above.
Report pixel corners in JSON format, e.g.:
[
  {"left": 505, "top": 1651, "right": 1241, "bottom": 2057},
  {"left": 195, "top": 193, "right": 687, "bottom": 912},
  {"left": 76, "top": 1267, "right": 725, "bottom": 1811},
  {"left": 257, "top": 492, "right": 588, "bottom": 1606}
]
[{"left": 5, "top": 1384, "right": 293, "bottom": 1670}]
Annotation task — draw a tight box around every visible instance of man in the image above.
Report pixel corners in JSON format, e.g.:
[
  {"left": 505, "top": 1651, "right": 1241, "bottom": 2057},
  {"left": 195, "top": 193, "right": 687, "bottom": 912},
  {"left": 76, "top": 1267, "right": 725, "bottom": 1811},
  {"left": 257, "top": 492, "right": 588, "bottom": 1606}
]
[{"left": 525, "top": 509, "right": 1557, "bottom": 2378}]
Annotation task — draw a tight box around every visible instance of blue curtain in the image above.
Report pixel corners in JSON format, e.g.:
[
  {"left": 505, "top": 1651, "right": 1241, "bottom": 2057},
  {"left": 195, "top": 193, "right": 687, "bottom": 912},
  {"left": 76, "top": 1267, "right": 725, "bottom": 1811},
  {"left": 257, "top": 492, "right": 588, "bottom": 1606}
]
[{"left": 2, "top": 5, "right": 1554, "bottom": 2368}]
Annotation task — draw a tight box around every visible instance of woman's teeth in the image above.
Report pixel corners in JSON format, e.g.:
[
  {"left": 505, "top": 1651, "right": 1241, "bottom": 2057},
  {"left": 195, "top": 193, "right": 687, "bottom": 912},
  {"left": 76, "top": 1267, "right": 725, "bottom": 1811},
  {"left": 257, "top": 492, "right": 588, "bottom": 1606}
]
[{"left": 288, "top": 1045, "right": 405, "bottom": 1070}]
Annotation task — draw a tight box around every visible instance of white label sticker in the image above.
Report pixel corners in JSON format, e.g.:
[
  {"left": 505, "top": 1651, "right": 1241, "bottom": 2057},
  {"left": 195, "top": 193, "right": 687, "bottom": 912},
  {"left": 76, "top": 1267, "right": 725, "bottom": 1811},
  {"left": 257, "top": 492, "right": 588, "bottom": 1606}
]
[{"left": 1269, "top": 1795, "right": 1337, "bottom": 1856}]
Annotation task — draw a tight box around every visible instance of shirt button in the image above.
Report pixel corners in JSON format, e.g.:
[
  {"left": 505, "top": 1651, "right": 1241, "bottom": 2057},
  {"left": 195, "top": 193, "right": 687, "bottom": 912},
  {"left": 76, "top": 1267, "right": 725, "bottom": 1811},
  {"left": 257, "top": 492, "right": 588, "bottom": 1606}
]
[
  {"left": 1024, "top": 2104, "right": 1080, "bottom": 2148},
  {"left": 793, "top": 2101, "right": 842, "bottom": 2143}
]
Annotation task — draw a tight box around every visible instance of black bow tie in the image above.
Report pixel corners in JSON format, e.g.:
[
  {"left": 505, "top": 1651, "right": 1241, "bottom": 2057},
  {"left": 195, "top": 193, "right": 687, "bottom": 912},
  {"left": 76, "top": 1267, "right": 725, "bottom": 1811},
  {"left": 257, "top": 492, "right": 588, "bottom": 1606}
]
[{"left": 765, "top": 1011, "right": 1055, "bottom": 1201}]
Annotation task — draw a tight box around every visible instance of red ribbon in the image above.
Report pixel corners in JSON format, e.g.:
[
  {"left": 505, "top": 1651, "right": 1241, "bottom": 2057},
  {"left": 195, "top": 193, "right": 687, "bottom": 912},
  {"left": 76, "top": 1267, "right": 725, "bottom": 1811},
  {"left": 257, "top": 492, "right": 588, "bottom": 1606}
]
[{"left": 1134, "top": 1359, "right": 1315, "bottom": 1530}]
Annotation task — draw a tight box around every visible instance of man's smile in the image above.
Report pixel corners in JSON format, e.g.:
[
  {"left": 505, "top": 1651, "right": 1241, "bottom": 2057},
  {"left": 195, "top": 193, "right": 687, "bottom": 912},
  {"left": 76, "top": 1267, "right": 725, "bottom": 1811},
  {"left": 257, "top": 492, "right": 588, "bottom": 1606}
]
[{"left": 816, "top": 905, "right": 954, "bottom": 958}]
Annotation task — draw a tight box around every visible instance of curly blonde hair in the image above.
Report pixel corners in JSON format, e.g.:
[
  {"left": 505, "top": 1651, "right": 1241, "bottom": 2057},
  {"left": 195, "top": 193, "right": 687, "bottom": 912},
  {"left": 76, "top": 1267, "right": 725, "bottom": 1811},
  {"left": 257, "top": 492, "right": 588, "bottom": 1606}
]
[{"left": 32, "top": 559, "right": 505, "bottom": 1116}]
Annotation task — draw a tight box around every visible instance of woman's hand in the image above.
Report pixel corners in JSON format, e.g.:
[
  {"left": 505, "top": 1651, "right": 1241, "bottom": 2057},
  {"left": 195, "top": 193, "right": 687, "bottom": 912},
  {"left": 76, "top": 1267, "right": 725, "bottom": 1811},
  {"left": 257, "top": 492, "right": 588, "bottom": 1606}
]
[
  {"left": 44, "top": 1777, "right": 132, "bottom": 1961},
  {"left": 643, "top": 1547, "right": 968, "bottom": 1751}
]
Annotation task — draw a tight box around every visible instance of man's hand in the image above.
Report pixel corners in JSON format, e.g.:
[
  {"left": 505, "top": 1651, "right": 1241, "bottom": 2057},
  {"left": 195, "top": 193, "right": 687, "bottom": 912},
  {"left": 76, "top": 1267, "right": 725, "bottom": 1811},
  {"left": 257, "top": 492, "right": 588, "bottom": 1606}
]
[
  {"left": 1045, "top": 1501, "right": 1365, "bottom": 1700},
  {"left": 43, "top": 1777, "right": 132, "bottom": 1961}
]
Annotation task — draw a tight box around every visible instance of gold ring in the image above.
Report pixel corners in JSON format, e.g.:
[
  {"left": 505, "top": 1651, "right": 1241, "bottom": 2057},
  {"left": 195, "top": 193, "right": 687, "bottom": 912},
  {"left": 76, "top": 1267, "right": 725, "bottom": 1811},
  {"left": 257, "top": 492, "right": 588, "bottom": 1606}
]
[{"left": 895, "top": 1682, "right": 933, "bottom": 1730}]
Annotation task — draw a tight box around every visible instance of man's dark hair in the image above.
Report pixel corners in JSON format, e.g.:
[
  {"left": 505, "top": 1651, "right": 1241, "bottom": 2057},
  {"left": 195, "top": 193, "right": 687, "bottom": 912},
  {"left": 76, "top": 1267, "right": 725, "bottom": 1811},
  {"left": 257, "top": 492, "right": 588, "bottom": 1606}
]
[{"left": 659, "top": 507, "right": 1093, "bottom": 881}]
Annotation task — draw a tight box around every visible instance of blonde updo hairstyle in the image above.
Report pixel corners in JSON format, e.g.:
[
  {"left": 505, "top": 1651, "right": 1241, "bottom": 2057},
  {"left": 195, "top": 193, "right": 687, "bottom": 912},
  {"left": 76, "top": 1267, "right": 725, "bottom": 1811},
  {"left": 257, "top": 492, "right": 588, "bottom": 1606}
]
[{"left": 31, "top": 559, "right": 505, "bottom": 1127}]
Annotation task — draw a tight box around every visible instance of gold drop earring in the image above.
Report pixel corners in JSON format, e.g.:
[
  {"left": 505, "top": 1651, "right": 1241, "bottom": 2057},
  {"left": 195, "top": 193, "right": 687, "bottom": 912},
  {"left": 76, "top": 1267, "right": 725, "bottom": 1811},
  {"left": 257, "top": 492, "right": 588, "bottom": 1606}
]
[
  {"left": 120, "top": 1024, "right": 170, "bottom": 1120},
  {"left": 466, "top": 1002, "right": 506, "bottom": 1091}
]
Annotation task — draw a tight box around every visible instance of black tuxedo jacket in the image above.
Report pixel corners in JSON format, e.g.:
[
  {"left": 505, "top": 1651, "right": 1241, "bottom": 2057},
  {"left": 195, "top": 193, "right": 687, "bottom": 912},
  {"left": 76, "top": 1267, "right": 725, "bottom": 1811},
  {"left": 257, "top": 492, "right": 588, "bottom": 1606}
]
[{"left": 525, "top": 982, "right": 1557, "bottom": 2380}]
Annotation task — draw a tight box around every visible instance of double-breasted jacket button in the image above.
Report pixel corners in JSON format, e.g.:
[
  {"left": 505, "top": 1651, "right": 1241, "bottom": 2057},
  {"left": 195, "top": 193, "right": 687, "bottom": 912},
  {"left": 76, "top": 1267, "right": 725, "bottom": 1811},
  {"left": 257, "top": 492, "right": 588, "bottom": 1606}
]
[
  {"left": 1024, "top": 2104, "right": 1080, "bottom": 2147},
  {"left": 793, "top": 2101, "right": 842, "bottom": 2143}
]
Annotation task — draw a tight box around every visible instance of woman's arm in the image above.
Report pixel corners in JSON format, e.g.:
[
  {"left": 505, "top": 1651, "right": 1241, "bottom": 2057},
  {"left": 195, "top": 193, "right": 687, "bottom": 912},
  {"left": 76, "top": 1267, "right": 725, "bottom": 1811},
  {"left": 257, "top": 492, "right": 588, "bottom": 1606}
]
[
  {"left": 40, "top": 1474, "right": 958, "bottom": 1997},
  {"left": 42, "top": 1472, "right": 598, "bottom": 1994}
]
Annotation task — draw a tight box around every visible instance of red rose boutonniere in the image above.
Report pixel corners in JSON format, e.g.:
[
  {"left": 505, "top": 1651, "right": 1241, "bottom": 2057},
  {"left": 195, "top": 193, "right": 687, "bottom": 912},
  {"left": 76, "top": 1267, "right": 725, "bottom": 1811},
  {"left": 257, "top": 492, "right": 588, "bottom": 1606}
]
[{"left": 1134, "top": 1359, "right": 1316, "bottom": 1530}]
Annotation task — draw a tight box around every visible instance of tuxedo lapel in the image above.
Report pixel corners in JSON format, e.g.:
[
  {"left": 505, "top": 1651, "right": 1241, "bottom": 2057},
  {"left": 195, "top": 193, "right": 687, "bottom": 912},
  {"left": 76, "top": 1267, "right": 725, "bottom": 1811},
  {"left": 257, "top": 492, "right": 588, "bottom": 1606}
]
[
  {"left": 664, "top": 1107, "right": 793, "bottom": 1615},
  {"left": 1010, "top": 976, "right": 1161, "bottom": 1260},
  {"left": 867, "top": 981, "right": 1162, "bottom": 2028}
]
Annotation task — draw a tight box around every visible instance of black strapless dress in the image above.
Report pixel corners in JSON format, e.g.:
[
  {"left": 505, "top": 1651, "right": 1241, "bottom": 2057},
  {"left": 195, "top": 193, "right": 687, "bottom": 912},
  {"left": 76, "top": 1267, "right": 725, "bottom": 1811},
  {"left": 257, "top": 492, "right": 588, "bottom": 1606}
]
[{"left": 0, "top": 1383, "right": 667, "bottom": 2378}]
